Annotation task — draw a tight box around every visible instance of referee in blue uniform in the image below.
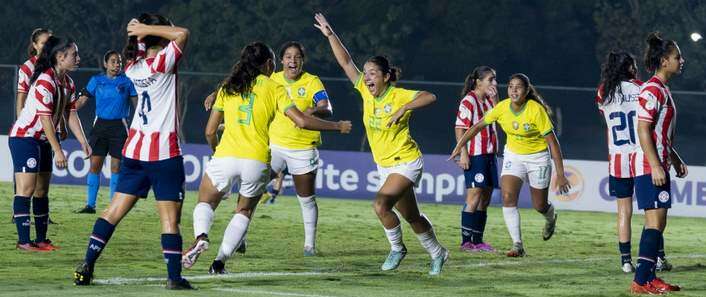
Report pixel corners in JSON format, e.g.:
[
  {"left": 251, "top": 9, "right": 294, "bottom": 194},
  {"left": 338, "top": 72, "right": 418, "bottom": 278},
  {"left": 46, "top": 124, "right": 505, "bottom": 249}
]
[{"left": 75, "top": 50, "right": 137, "bottom": 213}]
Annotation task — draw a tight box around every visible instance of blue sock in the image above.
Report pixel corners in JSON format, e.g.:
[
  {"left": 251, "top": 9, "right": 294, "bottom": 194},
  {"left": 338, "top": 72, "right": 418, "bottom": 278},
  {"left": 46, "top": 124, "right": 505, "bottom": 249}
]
[
  {"left": 619, "top": 241, "right": 632, "bottom": 264},
  {"left": 13, "top": 195, "right": 32, "bottom": 244},
  {"left": 32, "top": 197, "right": 49, "bottom": 242},
  {"left": 657, "top": 233, "right": 665, "bottom": 259},
  {"left": 109, "top": 172, "right": 120, "bottom": 202},
  {"left": 161, "top": 233, "right": 183, "bottom": 281},
  {"left": 634, "top": 228, "right": 660, "bottom": 285},
  {"left": 461, "top": 209, "right": 473, "bottom": 244},
  {"left": 87, "top": 172, "right": 100, "bottom": 208},
  {"left": 84, "top": 218, "right": 116, "bottom": 266},
  {"left": 475, "top": 210, "right": 488, "bottom": 244}
]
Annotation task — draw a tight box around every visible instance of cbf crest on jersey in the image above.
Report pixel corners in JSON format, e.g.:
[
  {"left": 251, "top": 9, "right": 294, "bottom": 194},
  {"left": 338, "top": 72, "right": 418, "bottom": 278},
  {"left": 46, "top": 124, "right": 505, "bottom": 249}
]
[
  {"left": 297, "top": 87, "right": 306, "bottom": 97},
  {"left": 523, "top": 123, "right": 531, "bottom": 132}
]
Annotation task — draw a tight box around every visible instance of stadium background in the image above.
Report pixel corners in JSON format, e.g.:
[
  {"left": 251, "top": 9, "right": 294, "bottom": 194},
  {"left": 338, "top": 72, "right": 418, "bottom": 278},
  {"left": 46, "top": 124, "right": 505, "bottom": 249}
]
[{"left": 1, "top": 1, "right": 705, "bottom": 215}]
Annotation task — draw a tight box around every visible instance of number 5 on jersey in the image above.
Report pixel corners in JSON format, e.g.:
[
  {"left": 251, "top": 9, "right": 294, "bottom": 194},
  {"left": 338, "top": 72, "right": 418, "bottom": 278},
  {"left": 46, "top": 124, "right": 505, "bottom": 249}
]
[{"left": 238, "top": 93, "right": 255, "bottom": 126}]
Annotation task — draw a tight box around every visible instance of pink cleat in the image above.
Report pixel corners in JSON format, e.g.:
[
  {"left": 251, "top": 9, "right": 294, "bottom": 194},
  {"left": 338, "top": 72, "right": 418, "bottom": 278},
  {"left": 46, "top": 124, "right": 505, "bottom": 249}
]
[
  {"left": 473, "top": 242, "right": 496, "bottom": 252},
  {"left": 460, "top": 242, "right": 480, "bottom": 252}
]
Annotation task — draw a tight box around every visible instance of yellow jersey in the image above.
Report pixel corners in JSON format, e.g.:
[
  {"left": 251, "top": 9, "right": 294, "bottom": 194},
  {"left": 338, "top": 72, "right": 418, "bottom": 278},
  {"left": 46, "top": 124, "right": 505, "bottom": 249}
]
[
  {"left": 213, "top": 74, "right": 295, "bottom": 163},
  {"left": 483, "top": 98, "right": 553, "bottom": 154},
  {"left": 354, "top": 74, "right": 422, "bottom": 167},
  {"left": 269, "top": 71, "right": 328, "bottom": 149}
]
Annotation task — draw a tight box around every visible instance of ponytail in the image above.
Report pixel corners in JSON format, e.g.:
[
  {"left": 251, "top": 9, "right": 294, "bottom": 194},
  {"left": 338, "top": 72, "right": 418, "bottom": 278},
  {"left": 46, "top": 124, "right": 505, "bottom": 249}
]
[
  {"left": 123, "top": 13, "right": 172, "bottom": 62},
  {"left": 366, "top": 56, "right": 401, "bottom": 83},
  {"left": 599, "top": 51, "right": 636, "bottom": 104},
  {"left": 644, "top": 31, "right": 678, "bottom": 73},
  {"left": 27, "top": 28, "right": 52, "bottom": 57},
  {"left": 30, "top": 36, "right": 75, "bottom": 85},
  {"left": 461, "top": 65, "right": 495, "bottom": 96},
  {"left": 221, "top": 41, "right": 274, "bottom": 95}
]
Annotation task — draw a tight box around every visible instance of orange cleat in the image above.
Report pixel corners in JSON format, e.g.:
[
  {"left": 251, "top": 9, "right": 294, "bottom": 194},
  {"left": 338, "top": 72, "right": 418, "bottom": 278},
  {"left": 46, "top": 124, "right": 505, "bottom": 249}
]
[
  {"left": 35, "top": 239, "right": 60, "bottom": 251},
  {"left": 16, "top": 242, "right": 52, "bottom": 252},
  {"left": 630, "top": 281, "right": 664, "bottom": 295},
  {"left": 652, "top": 277, "right": 680, "bottom": 292}
]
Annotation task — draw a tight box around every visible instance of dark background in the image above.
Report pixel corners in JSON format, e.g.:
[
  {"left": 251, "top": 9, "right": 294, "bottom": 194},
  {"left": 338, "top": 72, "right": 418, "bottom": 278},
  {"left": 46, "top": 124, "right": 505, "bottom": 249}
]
[{"left": 2, "top": 0, "right": 705, "bottom": 165}]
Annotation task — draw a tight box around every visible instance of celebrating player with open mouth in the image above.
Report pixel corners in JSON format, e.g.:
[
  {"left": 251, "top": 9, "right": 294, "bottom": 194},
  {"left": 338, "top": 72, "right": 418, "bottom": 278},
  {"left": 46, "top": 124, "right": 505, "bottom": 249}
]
[
  {"left": 182, "top": 42, "right": 351, "bottom": 274},
  {"left": 451, "top": 73, "right": 570, "bottom": 257},
  {"left": 74, "top": 13, "right": 192, "bottom": 290},
  {"left": 315, "top": 12, "right": 449, "bottom": 275}
]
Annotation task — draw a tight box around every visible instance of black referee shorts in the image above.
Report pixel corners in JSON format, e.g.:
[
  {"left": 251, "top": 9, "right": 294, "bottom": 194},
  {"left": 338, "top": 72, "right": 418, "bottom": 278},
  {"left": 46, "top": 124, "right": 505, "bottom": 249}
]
[{"left": 89, "top": 118, "right": 128, "bottom": 159}]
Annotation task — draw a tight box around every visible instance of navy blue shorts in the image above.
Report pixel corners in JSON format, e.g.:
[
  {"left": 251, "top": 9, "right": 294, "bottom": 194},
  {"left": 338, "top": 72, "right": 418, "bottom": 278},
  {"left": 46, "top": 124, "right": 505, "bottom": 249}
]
[
  {"left": 463, "top": 154, "right": 499, "bottom": 189},
  {"left": 634, "top": 174, "right": 671, "bottom": 210},
  {"left": 116, "top": 156, "right": 185, "bottom": 202},
  {"left": 609, "top": 176, "right": 634, "bottom": 198},
  {"left": 8, "top": 137, "right": 52, "bottom": 173}
]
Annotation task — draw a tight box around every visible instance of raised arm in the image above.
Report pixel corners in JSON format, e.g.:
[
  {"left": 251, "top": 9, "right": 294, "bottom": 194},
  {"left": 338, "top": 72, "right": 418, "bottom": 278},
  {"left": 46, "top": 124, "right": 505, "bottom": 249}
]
[
  {"left": 314, "top": 13, "right": 359, "bottom": 83},
  {"left": 127, "top": 19, "right": 189, "bottom": 50},
  {"left": 386, "top": 91, "right": 436, "bottom": 127}
]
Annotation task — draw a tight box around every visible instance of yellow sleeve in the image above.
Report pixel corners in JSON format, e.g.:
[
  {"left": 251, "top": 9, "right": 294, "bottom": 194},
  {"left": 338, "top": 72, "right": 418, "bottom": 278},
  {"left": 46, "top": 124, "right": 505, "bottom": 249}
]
[
  {"left": 396, "top": 87, "right": 420, "bottom": 105},
  {"left": 213, "top": 88, "right": 225, "bottom": 111},
  {"left": 353, "top": 72, "right": 365, "bottom": 94},
  {"left": 535, "top": 105, "right": 554, "bottom": 136},
  {"left": 274, "top": 84, "right": 296, "bottom": 114},
  {"left": 311, "top": 77, "right": 325, "bottom": 94},
  {"left": 482, "top": 105, "right": 500, "bottom": 124}
]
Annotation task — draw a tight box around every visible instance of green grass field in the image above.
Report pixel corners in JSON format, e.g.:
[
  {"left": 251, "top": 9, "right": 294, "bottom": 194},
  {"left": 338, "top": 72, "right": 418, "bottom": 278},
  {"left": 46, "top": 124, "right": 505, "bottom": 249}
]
[{"left": 0, "top": 182, "right": 705, "bottom": 297}]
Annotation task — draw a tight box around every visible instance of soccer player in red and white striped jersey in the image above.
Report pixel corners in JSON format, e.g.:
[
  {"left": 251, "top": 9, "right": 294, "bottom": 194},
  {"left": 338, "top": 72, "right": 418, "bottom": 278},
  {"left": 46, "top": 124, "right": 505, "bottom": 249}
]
[
  {"left": 595, "top": 52, "right": 643, "bottom": 273},
  {"left": 630, "top": 32, "right": 686, "bottom": 295},
  {"left": 16, "top": 28, "right": 52, "bottom": 118},
  {"left": 9, "top": 36, "right": 88, "bottom": 252},
  {"left": 74, "top": 13, "right": 193, "bottom": 290},
  {"left": 454, "top": 66, "right": 499, "bottom": 253}
]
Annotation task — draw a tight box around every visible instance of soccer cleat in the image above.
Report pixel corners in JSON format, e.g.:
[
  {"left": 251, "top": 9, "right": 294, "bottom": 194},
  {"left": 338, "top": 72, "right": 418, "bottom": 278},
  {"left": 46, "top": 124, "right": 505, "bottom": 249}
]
[
  {"left": 35, "top": 239, "right": 60, "bottom": 251},
  {"left": 182, "top": 236, "right": 209, "bottom": 269},
  {"left": 473, "top": 242, "right": 496, "bottom": 252},
  {"left": 303, "top": 246, "right": 316, "bottom": 257},
  {"left": 656, "top": 257, "right": 673, "bottom": 272},
  {"left": 235, "top": 240, "right": 247, "bottom": 254},
  {"left": 621, "top": 262, "right": 635, "bottom": 273},
  {"left": 208, "top": 260, "right": 228, "bottom": 274},
  {"left": 506, "top": 242, "right": 525, "bottom": 257},
  {"left": 75, "top": 206, "right": 96, "bottom": 214},
  {"left": 73, "top": 262, "right": 94, "bottom": 286},
  {"left": 429, "top": 247, "right": 449, "bottom": 276},
  {"left": 460, "top": 242, "right": 479, "bottom": 253},
  {"left": 16, "top": 242, "right": 52, "bottom": 252},
  {"left": 542, "top": 213, "right": 557, "bottom": 241},
  {"left": 165, "top": 278, "right": 195, "bottom": 290},
  {"left": 381, "top": 247, "right": 407, "bottom": 271},
  {"left": 630, "top": 281, "right": 664, "bottom": 295},
  {"left": 259, "top": 192, "right": 274, "bottom": 205},
  {"left": 652, "top": 277, "right": 680, "bottom": 292},
  {"left": 48, "top": 217, "right": 58, "bottom": 224}
]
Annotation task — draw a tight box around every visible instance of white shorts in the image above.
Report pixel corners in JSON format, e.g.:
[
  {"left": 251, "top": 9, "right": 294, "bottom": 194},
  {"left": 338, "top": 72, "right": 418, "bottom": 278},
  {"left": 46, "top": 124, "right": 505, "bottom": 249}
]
[
  {"left": 377, "top": 158, "right": 424, "bottom": 187},
  {"left": 501, "top": 149, "right": 552, "bottom": 189},
  {"left": 204, "top": 157, "right": 270, "bottom": 198},
  {"left": 270, "top": 144, "right": 319, "bottom": 175}
]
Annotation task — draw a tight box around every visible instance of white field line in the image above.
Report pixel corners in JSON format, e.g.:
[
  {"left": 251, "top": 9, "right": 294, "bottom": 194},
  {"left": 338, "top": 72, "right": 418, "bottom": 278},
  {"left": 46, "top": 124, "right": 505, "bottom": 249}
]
[
  {"left": 94, "top": 271, "right": 326, "bottom": 285},
  {"left": 94, "top": 253, "right": 706, "bottom": 285},
  {"left": 212, "top": 287, "right": 338, "bottom": 297}
]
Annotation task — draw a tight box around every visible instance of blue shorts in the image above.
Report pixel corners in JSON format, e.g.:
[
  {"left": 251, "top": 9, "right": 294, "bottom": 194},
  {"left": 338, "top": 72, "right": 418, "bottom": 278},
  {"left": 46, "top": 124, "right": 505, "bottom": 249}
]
[
  {"left": 609, "top": 176, "right": 634, "bottom": 198},
  {"left": 634, "top": 174, "right": 671, "bottom": 210},
  {"left": 116, "top": 156, "right": 185, "bottom": 202},
  {"left": 8, "top": 137, "right": 52, "bottom": 173},
  {"left": 463, "top": 154, "right": 499, "bottom": 189}
]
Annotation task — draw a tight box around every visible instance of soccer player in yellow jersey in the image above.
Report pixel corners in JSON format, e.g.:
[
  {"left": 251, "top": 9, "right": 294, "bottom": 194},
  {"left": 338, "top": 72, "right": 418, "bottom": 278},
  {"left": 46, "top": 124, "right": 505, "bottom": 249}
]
[
  {"left": 267, "top": 41, "right": 333, "bottom": 256},
  {"left": 315, "top": 13, "right": 449, "bottom": 275},
  {"left": 182, "top": 42, "right": 351, "bottom": 274},
  {"left": 451, "top": 73, "right": 571, "bottom": 257}
]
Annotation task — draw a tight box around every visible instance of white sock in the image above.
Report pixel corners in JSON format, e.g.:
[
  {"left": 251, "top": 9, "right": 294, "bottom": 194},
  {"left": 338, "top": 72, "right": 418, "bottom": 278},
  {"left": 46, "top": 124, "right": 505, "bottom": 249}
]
[
  {"left": 502, "top": 207, "right": 522, "bottom": 244},
  {"left": 541, "top": 203, "right": 555, "bottom": 221},
  {"left": 416, "top": 214, "right": 444, "bottom": 259},
  {"left": 384, "top": 224, "right": 405, "bottom": 252},
  {"left": 193, "top": 202, "right": 215, "bottom": 238},
  {"left": 298, "top": 195, "right": 318, "bottom": 249},
  {"left": 215, "top": 213, "right": 250, "bottom": 262}
]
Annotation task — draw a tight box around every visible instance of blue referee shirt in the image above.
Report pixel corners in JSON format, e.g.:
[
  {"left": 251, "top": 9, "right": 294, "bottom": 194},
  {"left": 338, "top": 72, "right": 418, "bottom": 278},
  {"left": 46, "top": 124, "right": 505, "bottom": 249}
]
[{"left": 86, "top": 73, "right": 137, "bottom": 120}]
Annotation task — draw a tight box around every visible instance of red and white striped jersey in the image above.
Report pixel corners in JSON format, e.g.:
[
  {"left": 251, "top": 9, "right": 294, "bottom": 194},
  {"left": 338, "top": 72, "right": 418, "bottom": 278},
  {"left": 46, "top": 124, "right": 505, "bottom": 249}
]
[
  {"left": 455, "top": 91, "right": 497, "bottom": 156},
  {"left": 122, "top": 41, "right": 183, "bottom": 161},
  {"left": 595, "top": 79, "right": 642, "bottom": 178},
  {"left": 632, "top": 76, "right": 676, "bottom": 176},
  {"left": 17, "top": 56, "right": 38, "bottom": 93},
  {"left": 10, "top": 68, "right": 77, "bottom": 140}
]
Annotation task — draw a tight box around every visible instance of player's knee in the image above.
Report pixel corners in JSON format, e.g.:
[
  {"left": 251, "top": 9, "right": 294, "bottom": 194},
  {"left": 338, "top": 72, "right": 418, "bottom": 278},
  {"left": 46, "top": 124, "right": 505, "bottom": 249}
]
[
  {"left": 501, "top": 192, "right": 517, "bottom": 207},
  {"left": 372, "top": 198, "right": 391, "bottom": 217}
]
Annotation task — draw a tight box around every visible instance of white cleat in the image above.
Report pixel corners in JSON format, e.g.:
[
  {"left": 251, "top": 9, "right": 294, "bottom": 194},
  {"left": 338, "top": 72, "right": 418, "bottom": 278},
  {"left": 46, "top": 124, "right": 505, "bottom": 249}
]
[
  {"left": 621, "top": 262, "right": 635, "bottom": 273},
  {"left": 182, "top": 238, "right": 209, "bottom": 269}
]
